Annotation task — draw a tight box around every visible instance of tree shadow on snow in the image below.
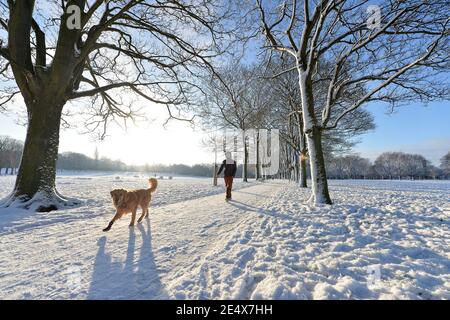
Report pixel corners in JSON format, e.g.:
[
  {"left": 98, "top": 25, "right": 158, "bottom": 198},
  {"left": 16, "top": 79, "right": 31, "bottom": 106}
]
[
  {"left": 0, "top": 201, "right": 103, "bottom": 235},
  {"left": 233, "top": 190, "right": 266, "bottom": 198},
  {"left": 87, "top": 219, "right": 168, "bottom": 299},
  {"left": 229, "top": 200, "right": 303, "bottom": 222}
]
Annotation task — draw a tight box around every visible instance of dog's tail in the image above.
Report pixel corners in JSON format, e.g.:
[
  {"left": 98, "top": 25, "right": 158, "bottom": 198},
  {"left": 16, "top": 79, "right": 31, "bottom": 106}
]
[{"left": 148, "top": 178, "right": 158, "bottom": 193}]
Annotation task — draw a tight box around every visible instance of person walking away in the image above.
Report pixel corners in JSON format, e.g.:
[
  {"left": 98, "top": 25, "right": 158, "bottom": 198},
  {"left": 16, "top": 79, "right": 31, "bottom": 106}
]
[{"left": 217, "top": 152, "right": 237, "bottom": 201}]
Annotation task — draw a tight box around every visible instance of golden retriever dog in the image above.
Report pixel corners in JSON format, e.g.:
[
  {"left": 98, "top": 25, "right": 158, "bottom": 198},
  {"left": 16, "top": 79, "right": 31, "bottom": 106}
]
[{"left": 103, "top": 178, "right": 158, "bottom": 232}]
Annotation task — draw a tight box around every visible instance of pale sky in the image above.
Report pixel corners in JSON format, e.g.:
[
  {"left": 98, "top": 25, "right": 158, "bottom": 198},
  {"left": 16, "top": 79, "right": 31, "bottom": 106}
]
[
  {"left": 0, "top": 100, "right": 448, "bottom": 166},
  {"left": 0, "top": 102, "right": 214, "bottom": 166}
]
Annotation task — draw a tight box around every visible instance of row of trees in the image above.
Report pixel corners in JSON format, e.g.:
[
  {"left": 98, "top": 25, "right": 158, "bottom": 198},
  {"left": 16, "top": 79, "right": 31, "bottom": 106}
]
[
  {"left": 59, "top": 152, "right": 256, "bottom": 177},
  {"left": 0, "top": 136, "right": 23, "bottom": 175},
  {"left": 0, "top": 143, "right": 230, "bottom": 177},
  {"left": 3, "top": 134, "right": 449, "bottom": 180},
  {"left": 327, "top": 152, "right": 450, "bottom": 180},
  {"left": 57, "top": 152, "right": 127, "bottom": 172},
  {"left": 0, "top": 1, "right": 449, "bottom": 211},
  {"left": 56, "top": 150, "right": 450, "bottom": 180},
  {"left": 200, "top": 57, "right": 375, "bottom": 185},
  {"left": 201, "top": 0, "right": 449, "bottom": 205},
  {"left": 0, "top": 136, "right": 253, "bottom": 177},
  {"left": 58, "top": 153, "right": 219, "bottom": 177},
  {"left": 198, "top": 56, "right": 449, "bottom": 184}
]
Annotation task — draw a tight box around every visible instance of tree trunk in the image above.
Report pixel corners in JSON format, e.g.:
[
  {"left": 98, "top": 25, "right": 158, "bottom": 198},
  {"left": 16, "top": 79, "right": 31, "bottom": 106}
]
[
  {"left": 256, "top": 130, "right": 261, "bottom": 180},
  {"left": 1, "top": 102, "right": 79, "bottom": 211},
  {"left": 242, "top": 133, "right": 248, "bottom": 182},
  {"left": 304, "top": 127, "right": 332, "bottom": 204},
  {"left": 292, "top": 152, "right": 296, "bottom": 182},
  {"left": 295, "top": 152, "right": 300, "bottom": 183},
  {"left": 294, "top": 110, "right": 308, "bottom": 188},
  {"left": 298, "top": 70, "right": 332, "bottom": 204},
  {"left": 213, "top": 163, "right": 218, "bottom": 186},
  {"left": 213, "top": 141, "right": 218, "bottom": 186},
  {"left": 299, "top": 151, "right": 307, "bottom": 188}
]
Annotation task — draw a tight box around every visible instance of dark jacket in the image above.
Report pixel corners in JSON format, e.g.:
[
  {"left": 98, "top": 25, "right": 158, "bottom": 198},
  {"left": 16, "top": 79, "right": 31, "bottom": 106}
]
[{"left": 217, "top": 159, "right": 237, "bottom": 177}]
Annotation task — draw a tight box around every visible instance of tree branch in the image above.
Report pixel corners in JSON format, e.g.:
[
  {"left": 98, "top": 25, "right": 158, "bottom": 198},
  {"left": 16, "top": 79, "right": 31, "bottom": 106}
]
[
  {"left": 31, "top": 18, "right": 46, "bottom": 66},
  {"left": 325, "top": 34, "right": 444, "bottom": 130}
]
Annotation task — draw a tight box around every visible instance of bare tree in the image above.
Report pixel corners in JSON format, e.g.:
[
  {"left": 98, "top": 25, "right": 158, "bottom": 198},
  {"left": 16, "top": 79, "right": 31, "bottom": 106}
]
[
  {"left": 0, "top": 135, "right": 23, "bottom": 175},
  {"left": 327, "top": 154, "right": 370, "bottom": 179},
  {"left": 440, "top": 152, "right": 450, "bottom": 178},
  {"left": 201, "top": 63, "right": 271, "bottom": 182},
  {"left": 327, "top": 152, "right": 441, "bottom": 180},
  {"left": 0, "top": 136, "right": 7, "bottom": 174},
  {"left": 374, "top": 152, "right": 397, "bottom": 179},
  {"left": 266, "top": 57, "right": 308, "bottom": 186},
  {"left": 403, "top": 153, "right": 428, "bottom": 180},
  {"left": 256, "top": 0, "right": 449, "bottom": 204},
  {"left": 374, "top": 152, "right": 429, "bottom": 180},
  {"left": 0, "top": 0, "right": 235, "bottom": 211},
  {"left": 267, "top": 56, "right": 374, "bottom": 186}
]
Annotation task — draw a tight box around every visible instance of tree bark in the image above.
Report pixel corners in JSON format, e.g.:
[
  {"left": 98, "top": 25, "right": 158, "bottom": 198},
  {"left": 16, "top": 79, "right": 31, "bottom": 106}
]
[
  {"left": 299, "top": 70, "right": 332, "bottom": 204},
  {"left": 243, "top": 137, "right": 248, "bottom": 182},
  {"left": 256, "top": 130, "right": 261, "bottom": 180},
  {"left": 295, "top": 152, "right": 300, "bottom": 183},
  {"left": 293, "top": 109, "right": 308, "bottom": 188},
  {"left": 299, "top": 151, "right": 308, "bottom": 188},
  {"left": 305, "top": 127, "right": 332, "bottom": 204},
  {"left": 2, "top": 101, "right": 78, "bottom": 211},
  {"left": 213, "top": 163, "right": 218, "bottom": 186}
]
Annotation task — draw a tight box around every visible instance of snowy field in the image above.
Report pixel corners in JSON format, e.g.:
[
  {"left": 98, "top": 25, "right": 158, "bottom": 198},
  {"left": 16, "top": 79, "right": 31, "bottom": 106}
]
[{"left": 0, "top": 174, "right": 449, "bottom": 300}]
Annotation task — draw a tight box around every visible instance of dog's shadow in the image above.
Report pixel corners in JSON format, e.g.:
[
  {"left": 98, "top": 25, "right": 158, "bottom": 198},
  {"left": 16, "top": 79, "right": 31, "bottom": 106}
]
[{"left": 87, "top": 219, "right": 168, "bottom": 299}]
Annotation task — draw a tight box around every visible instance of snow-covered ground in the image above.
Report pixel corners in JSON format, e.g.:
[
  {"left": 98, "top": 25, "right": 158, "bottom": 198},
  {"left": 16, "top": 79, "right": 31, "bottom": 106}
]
[{"left": 0, "top": 174, "right": 449, "bottom": 299}]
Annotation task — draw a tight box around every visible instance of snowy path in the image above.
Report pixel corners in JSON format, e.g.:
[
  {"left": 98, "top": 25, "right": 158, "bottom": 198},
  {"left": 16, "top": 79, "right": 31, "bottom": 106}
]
[
  {"left": 0, "top": 177, "right": 449, "bottom": 299},
  {"left": 0, "top": 180, "right": 283, "bottom": 299}
]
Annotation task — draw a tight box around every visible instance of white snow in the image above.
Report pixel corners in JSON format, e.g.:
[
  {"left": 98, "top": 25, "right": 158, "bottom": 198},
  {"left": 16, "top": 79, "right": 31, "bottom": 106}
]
[{"left": 0, "top": 174, "right": 449, "bottom": 299}]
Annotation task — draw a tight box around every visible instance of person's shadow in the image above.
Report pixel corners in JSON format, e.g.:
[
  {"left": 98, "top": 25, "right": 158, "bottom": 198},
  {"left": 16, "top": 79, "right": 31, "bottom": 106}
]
[
  {"left": 87, "top": 236, "right": 124, "bottom": 299},
  {"left": 88, "top": 219, "right": 168, "bottom": 299},
  {"left": 135, "top": 219, "right": 168, "bottom": 299}
]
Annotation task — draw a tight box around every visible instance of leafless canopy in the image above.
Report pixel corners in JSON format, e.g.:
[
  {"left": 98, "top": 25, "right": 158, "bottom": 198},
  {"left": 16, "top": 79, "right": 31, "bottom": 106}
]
[
  {"left": 257, "top": 0, "right": 449, "bottom": 130},
  {"left": 201, "top": 63, "right": 273, "bottom": 131},
  {"left": 266, "top": 56, "right": 375, "bottom": 155},
  {"left": 0, "top": 0, "right": 238, "bottom": 137}
]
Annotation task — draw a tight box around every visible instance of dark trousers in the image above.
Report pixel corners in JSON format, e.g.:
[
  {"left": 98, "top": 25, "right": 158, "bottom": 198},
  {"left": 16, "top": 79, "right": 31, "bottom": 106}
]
[{"left": 224, "top": 176, "right": 233, "bottom": 199}]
